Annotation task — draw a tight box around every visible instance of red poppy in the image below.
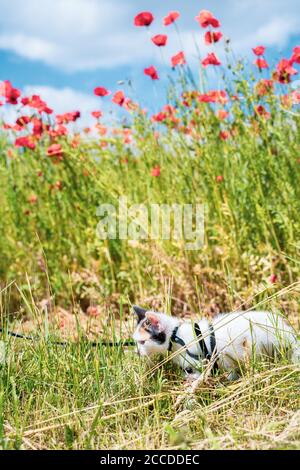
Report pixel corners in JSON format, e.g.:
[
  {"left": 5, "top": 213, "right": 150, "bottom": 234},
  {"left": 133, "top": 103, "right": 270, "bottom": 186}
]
[
  {"left": 144, "top": 66, "right": 159, "bottom": 80},
  {"left": 32, "top": 118, "right": 44, "bottom": 137},
  {"left": 151, "top": 34, "right": 168, "bottom": 47},
  {"left": 15, "top": 136, "right": 36, "bottom": 150},
  {"left": 255, "top": 79, "right": 274, "bottom": 96},
  {"left": 216, "top": 175, "right": 224, "bottom": 183},
  {"left": 219, "top": 131, "right": 229, "bottom": 140},
  {"left": 252, "top": 46, "right": 266, "bottom": 56},
  {"left": 255, "top": 105, "right": 270, "bottom": 119},
  {"left": 195, "top": 10, "right": 220, "bottom": 28},
  {"left": 112, "top": 90, "right": 126, "bottom": 106},
  {"left": 291, "top": 46, "right": 300, "bottom": 64},
  {"left": 269, "top": 274, "right": 277, "bottom": 284},
  {"left": 16, "top": 116, "right": 31, "bottom": 127},
  {"left": 163, "top": 11, "right": 180, "bottom": 26},
  {"left": 198, "top": 90, "right": 228, "bottom": 104},
  {"left": 151, "top": 166, "right": 161, "bottom": 177},
  {"left": 254, "top": 58, "right": 268, "bottom": 69},
  {"left": 0, "top": 80, "right": 21, "bottom": 105},
  {"left": 28, "top": 194, "right": 38, "bottom": 205},
  {"left": 94, "top": 87, "right": 110, "bottom": 97},
  {"left": 22, "top": 94, "right": 53, "bottom": 114},
  {"left": 204, "top": 31, "right": 223, "bottom": 45},
  {"left": 134, "top": 11, "right": 154, "bottom": 27},
  {"left": 91, "top": 111, "right": 102, "bottom": 119},
  {"left": 171, "top": 51, "right": 186, "bottom": 67},
  {"left": 202, "top": 53, "right": 221, "bottom": 67},
  {"left": 47, "top": 144, "right": 63, "bottom": 159},
  {"left": 274, "top": 58, "right": 297, "bottom": 83},
  {"left": 216, "top": 109, "right": 229, "bottom": 120},
  {"left": 151, "top": 112, "right": 167, "bottom": 122}
]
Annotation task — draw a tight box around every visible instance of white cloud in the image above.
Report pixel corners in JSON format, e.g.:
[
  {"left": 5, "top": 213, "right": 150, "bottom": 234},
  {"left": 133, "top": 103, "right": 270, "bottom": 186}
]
[{"left": 0, "top": 0, "right": 299, "bottom": 72}]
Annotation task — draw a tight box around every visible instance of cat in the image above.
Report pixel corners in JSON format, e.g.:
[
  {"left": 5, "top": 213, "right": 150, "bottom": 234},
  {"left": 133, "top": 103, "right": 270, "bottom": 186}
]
[{"left": 132, "top": 305, "right": 300, "bottom": 381}]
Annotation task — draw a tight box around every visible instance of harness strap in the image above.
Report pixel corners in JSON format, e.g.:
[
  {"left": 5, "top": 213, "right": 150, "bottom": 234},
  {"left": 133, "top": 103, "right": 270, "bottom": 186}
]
[{"left": 169, "top": 321, "right": 219, "bottom": 372}]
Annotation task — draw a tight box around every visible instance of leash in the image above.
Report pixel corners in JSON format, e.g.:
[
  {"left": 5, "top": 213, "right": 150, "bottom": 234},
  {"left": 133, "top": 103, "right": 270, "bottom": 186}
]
[
  {"left": 168, "top": 321, "right": 219, "bottom": 372},
  {"left": 0, "top": 327, "right": 136, "bottom": 348}
]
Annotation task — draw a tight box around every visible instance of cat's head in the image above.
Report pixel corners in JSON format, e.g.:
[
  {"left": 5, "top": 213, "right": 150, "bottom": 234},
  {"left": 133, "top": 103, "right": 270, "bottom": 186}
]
[{"left": 132, "top": 305, "right": 179, "bottom": 357}]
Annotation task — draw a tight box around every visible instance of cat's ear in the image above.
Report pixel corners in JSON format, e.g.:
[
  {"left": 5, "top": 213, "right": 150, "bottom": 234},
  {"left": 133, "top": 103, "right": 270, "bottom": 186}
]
[
  {"left": 132, "top": 305, "right": 147, "bottom": 323},
  {"left": 145, "top": 312, "right": 162, "bottom": 331}
]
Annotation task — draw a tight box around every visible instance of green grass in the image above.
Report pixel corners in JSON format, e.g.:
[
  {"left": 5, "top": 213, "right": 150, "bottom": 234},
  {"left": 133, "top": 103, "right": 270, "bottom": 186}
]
[{"left": 0, "top": 298, "right": 299, "bottom": 450}]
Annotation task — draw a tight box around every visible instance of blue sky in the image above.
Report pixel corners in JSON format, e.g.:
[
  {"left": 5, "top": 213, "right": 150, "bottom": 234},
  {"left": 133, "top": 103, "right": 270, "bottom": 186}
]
[{"left": 0, "top": 0, "right": 299, "bottom": 124}]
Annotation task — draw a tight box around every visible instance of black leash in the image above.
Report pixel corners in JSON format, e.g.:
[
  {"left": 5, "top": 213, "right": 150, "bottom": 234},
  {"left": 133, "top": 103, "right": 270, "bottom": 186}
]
[
  {"left": 168, "top": 321, "right": 219, "bottom": 372},
  {"left": 0, "top": 327, "right": 135, "bottom": 348}
]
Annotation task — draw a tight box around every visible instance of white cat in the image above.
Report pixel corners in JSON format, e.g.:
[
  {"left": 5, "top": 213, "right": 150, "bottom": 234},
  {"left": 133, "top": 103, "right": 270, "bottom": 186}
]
[{"left": 133, "top": 306, "right": 300, "bottom": 381}]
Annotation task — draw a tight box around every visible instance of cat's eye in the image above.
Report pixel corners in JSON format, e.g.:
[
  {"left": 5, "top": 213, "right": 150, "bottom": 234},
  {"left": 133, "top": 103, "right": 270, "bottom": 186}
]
[
  {"left": 185, "top": 367, "right": 194, "bottom": 374},
  {"left": 144, "top": 319, "right": 151, "bottom": 328}
]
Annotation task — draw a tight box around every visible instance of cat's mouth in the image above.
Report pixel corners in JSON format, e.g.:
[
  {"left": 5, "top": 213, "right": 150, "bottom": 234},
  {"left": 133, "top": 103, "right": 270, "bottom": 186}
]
[{"left": 138, "top": 340, "right": 146, "bottom": 345}]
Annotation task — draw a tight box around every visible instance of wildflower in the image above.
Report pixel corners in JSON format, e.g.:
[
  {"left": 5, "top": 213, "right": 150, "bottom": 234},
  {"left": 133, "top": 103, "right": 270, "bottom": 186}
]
[
  {"left": 28, "top": 194, "right": 38, "bottom": 204},
  {"left": 216, "top": 109, "right": 229, "bottom": 120},
  {"left": 134, "top": 11, "right": 154, "bottom": 27},
  {"left": 204, "top": 31, "right": 222, "bottom": 45},
  {"left": 0, "top": 80, "right": 21, "bottom": 105},
  {"left": 86, "top": 306, "right": 101, "bottom": 317},
  {"left": 269, "top": 274, "right": 277, "bottom": 284},
  {"left": 255, "top": 79, "right": 274, "bottom": 96},
  {"left": 47, "top": 144, "right": 63, "bottom": 159},
  {"left": 91, "top": 111, "right": 102, "bottom": 119},
  {"left": 112, "top": 90, "right": 126, "bottom": 106},
  {"left": 202, "top": 53, "right": 221, "bottom": 67},
  {"left": 151, "top": 112, "right": 167, "bottom": 122},
  {"left": 198, "top": 90, "right": 228, "bottom": 104},
  {"left": 32, "top": 118, "right": 44, "bottom": 138},
  {"left": 195, "top": 10, "right": 220, "bottom": 28},
  {"left": 216, "top": 175, "right": 224, "bottom": 183},
  {"left": 171, "top": 51, "right": 186, "bottom": 67},
  {"left": 22, "top": 94, "right": 53, "bottom": 114},
  {"left": 291, "top": 46, "right": 300, "bottom": 64},
  {"left": 151, "top": 166, "right": 161, "bottom": 177},
  {"left": 219, "top": 130, "right": 229, "bottom": 140},
  {"left": 151, "top": 34, "right": 167, "bottom": 47},
  {"left": 273, "top": 58, "right": 297, "bottom": 84},
  {"left": 254, "top": 58, "right": 268, "bottom": 69},
  {"left": 94, "top": 87, "right": 111, "bottom": 97},
  {"left": 252, "top": 46, "right": 266, "bottom": 56},
  {"left": 255, "top": 105, "right": 270, "bottom": 119},
  {"left": 163, "top": 11, "right": 180, "bottom": 26},
  {"left": 144, "top": 66, "right": 159, "bottom": 80},
  {"left": 15, "top": 136, "right": 36, "bottom": 150},
  {"left": 16, "top": 116, "right": 31, "bottom": 127}
]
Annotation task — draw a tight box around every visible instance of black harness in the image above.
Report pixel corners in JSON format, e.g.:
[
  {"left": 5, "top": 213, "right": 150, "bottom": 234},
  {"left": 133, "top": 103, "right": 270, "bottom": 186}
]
[{"left": 168, "top": 321, "right": 219, "bottom": 373}]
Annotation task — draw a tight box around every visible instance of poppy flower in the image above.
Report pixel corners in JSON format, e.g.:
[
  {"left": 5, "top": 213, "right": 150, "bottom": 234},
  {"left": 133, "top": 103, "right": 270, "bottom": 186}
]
[
  {"left": 254, "top": 58, "right": 268, "bottom": 69},
  {"left": 219, "top": 131, "right": 229, "bottom": 140},
  {"left": 216, "top": 109, "right": 229, "bottom": 120},
  {"left": 216, "top": 175, "right": 224, "bottom": 183},
  {"left": 171, "top": 51, "right": 186, "bottom": 67},
  {"left": 151, "top": 166, "right": 161, "bottom": 177},
  {"left": 202, "top": 53, "right": 221, "bottom": 67},
  {"left": 252, "top": 46, "right": 266, "bottom": 56},
  {"left": 163, "top": 11, "right": 180, "bottom": 26},
  {"left": 47, "top": 144, "right": 63, "bottom": 159},
  {"left": 269, "top": 274, "right": 277, "bottom": 284},
  {"left": 198, "top": 90, "right": 228, "bottom": 104},
  {"left": 15, "top": 136, "right": 36, "bottom": 150},
  {"left": 291, "top": 46, "right": 300, "bottom": 64},
  {"left": 91, "top": 111, "right": 102, "bottom": 119},
  {"left": 112, "top": 90, "right": 126, "bottom": 106},
  {"left": 151, "top": 34, "right": 168, "bottom": 47},
  {"left": 255, "top": 105, "right": 270, "bottom": 119},
  {"left": 0, "top": 80, "right": 21, "bottom": 105},
  {"left": 32, "top": 118, "right": 44, "bottom": 137},
  {"left": 28, "top": 194, "right": 38, "bottom": 205},
  {"left": 134, "top": 11, "right": 154, "bottom": 27},
  {"left": 16, "top": 116, "right": 31, "bottom": 127},
  {"left": 195, "top": 10, "right": 220, "bottom": 28},
  {"left": 144, "top": 66, "right": 159, "bottom": 80},
  {"left": 204, "top": 31, "right": 223, "bottom": 45},
  {"left": 274, "top": 58, "right": 297, "bottom": 83},
  {"left": 255, "top": 79, "right": 274, "bottom": 96},
  {"left": 94, "top": 87, "right": 111, "bottom": 97}
]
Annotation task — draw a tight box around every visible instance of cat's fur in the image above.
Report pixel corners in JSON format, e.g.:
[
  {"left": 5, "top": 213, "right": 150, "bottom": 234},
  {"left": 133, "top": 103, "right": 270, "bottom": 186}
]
[{"left": 133, "top": 306, "right": 300, "bottom": 380}]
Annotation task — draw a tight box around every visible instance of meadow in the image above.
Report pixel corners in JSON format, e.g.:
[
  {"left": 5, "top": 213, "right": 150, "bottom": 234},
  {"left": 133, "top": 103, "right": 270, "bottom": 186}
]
[{"left": 0, "top": 9, "right": 300, "bottom": 450}]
